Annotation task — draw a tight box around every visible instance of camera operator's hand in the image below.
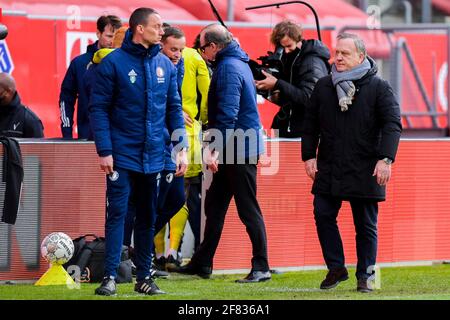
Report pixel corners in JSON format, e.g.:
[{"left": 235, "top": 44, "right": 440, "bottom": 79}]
[{"left": 255, "top": 70, "right": 277, "bottom": 91}]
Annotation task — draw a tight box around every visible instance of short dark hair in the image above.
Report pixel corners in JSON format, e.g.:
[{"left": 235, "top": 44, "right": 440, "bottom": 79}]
[
  {"left": 270, "top": 20, "right": 302, "bottom": 46},
  {"left": 97, "top": 15, "right": 122, "bottom": 33},
  {"left": 162, "top": 26, "right": 185, "bottom": 42},
  {"left": 193, "top": 34, "right": 201, "bottom": 50},
  {"left": 129, "top": 7, "right": 158, "bottom": 34}
]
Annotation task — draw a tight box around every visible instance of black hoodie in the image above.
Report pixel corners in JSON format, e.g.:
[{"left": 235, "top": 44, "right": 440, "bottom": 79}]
[
  {"left": 272, "top": 39, "right": 331, "bottom": 138},
  {"left": 0, "top": 92, "right": 44, "bottom": 138}
]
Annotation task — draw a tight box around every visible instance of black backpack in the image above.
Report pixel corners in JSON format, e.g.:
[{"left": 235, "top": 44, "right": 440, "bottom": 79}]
[{"left": 64, "top": 234, "right": 132, "bottom": 283}]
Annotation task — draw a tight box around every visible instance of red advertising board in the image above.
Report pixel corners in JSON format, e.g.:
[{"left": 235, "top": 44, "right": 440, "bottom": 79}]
[{"left": 1, "top": 139, "right": 450, "bottom": 281}]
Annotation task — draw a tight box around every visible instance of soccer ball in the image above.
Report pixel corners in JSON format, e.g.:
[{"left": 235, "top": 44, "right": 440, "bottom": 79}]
[{"left": 40, "top": 232, "right": 74, "bottom": 265}]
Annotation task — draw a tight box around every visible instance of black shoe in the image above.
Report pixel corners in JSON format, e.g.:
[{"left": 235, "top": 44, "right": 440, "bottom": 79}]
[
  {"left": 236, "top": 270, "right": 271, "bottom": 283},
  {"left": 357, "top": 278, "right": 373, "bottom": 293},
  {"left": 174, "top": 262, "right": 212, "bottom": 279},
  {"left": 270, "top": 269, "right": 283, "bottom": 275},
  {"left": 95, "top": 276, "right": 116, "bottom": 296},
  {"left": 165, "top": 254, "right": 181, "bottom": 272},
  {"left": 320, "top": 268, "right": 349, "bottom": 290},
  {"left": 150, "top": 267, "right": 169, "bottom": 279},
  {"left": 134, "top": 276, "right": 166, "bottom": 295},
  {"left": 154, "top": 256, "right": 166, "bottom": 271}
]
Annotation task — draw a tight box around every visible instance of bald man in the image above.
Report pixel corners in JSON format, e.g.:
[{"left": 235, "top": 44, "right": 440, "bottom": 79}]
[
  {"left": 0, "top": 73, "right": 44, "bottom": 138},
  {"left": 176, "top": 24, "right": 271, "bottom": 283}
]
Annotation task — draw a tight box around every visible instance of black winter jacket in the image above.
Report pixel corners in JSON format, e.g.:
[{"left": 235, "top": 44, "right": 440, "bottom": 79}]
[
  {"left": 0, "top": 136, "right": 23, "bottom": 225},
  {"left": 272, "top": 39, "right": 330, "bottom": 138},
  {"left": 301, "top": 58, "right": 402, "bottom": 201},
  {"left": 0, "top": 93, "right": 44, "bottom": 138}
]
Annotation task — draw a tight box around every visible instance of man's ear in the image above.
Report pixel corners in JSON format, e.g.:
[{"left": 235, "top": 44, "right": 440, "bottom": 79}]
[
  {"left": 135, "top": 25, "right": 144, "bottom": 35},
  {"left": 96, "top": 30, "right": 101, "bottom": 40},
  {"left": 359, "top": 52, "right": 365, "bottom": 63}
]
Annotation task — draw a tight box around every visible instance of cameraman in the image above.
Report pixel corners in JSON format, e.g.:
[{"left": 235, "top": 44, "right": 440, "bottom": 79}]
[{"left": 255, "top": 20, "right": 330, "bottom": 138}]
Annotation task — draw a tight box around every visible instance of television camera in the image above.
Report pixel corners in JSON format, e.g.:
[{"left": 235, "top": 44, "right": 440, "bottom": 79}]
[{"left": 249, "top": 46, "right": 283, "bottom": 97}]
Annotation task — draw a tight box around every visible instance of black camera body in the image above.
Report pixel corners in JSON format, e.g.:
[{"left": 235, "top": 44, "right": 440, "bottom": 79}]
[
  {"left": 250, "top": 46, "right": 283, "bottom": 81},
  {"left": 249, "top": 46, "right": 283, "bottom": 96}
]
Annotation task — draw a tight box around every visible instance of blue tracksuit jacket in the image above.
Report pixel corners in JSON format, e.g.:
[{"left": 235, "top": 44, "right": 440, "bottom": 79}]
[
  {"left": 89, "top": 30, "right": 187, "bottom": 174},
  {"left": 59, "top": 41, "right": 98, "bottom": 139}
]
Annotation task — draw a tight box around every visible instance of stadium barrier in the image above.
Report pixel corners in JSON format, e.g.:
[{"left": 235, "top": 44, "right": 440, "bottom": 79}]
[{"left": 1, "top": 139, "right": 449, "bottom": 281}]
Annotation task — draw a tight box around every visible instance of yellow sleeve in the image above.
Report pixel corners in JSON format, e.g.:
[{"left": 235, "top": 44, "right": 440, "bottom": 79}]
[{"left": 196, "top": 57, "right": 210, "bottom": 126}]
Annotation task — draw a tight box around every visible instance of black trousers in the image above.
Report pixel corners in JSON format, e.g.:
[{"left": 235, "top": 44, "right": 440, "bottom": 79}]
[
  {"left": 191, "top": 163, "right": 269, "bottom": 271},
  {"left": 185, "top": 175, "right": 202, "bottom": 251},
  {"left": 313, "top": 194, "right": 378, "bottom": 280}
]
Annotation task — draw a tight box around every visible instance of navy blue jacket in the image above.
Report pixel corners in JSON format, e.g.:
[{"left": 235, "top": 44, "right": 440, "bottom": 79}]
[
  {"left": 83, "top": 61, "right": 99, "bottom": 105},
  {"left": 164, "top": 58, "right": 185, "bottom": 172},
  {"left": 59, "top": 41, "right": 98, "bottom": 139},
  {"left": 89, "top": 30, "right": 187, "bottom": 174},
  {"left": 208, "top": 40, "right": 264, "bottom": 160}
]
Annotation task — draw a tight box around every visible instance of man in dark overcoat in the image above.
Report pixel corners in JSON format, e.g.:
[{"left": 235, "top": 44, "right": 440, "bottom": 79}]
[{"left": 302, "top": 33, "right": 402, "bottom": 293}]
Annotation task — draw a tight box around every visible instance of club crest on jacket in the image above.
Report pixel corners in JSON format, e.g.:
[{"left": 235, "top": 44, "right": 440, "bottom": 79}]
[
  {"left": 128, "top": 69, "right": 137, "bottom": 84},
  {"left": 156, "top": 67, "right": 165, "bottom": 84}
]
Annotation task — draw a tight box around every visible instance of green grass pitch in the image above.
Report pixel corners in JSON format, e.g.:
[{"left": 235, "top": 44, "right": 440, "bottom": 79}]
[{"left": 1, "top": 265, "right": 450, "bottom": 300}]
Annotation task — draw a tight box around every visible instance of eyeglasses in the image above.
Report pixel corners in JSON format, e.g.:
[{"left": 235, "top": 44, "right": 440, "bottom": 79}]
[{"left": 199, "top": 42, "right": 212, "bottom": 53}]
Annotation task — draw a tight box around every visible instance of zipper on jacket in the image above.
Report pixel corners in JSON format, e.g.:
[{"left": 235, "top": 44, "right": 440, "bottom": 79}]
[
  {"left": 287, "top": 109, "right": 293, "bottom": 133},
  {"left": 289, "top": 51, "right": 301, "bottom": 85},
  {"left": 287, "top": 51, "right": 301, "bottom": 133},
  {"left": 144, "top": 56, "right": 153, "bottom": 149}
]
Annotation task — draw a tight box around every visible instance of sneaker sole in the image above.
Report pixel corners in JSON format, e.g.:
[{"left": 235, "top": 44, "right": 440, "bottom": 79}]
[
  {"left": 134, "top": 289, "right": 166, "bottom": 295},
  {"left": 235, "top": 277, "right": 271, "bottom": 283},
  {"left": 357, "top": 288, "right": 373, "bottom": 293},
  {"left": 94, "top": 289, "right": 116, "bottom": 296},
  {"left": 320, "top": 275, "right": 349, "bottom": 290}
]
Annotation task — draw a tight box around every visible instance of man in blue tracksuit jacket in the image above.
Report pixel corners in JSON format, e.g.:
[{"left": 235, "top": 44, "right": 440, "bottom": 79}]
[
  {"left": 89, "top": 8, "right": 187, "bottom": 296},
  {"left": 176, "top": 24, "right": 271, "bottom": 283},
  {"left": 59, "top": 15, "right": 122, "bottom": 139},
  {"left": 122, "top": 46, "right": 186, "bottom": 272}
]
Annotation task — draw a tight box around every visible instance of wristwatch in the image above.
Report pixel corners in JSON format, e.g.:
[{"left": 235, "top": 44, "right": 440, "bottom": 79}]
[{"left": 382, "top": 157, "right": 393, "bottom": 165}]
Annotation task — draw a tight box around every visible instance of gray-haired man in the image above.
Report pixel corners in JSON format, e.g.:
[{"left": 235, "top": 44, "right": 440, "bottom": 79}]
[
  {"left": 176, "top": 24, "right": 270, "bottom": 283},
  {"left": 302, "top": 33, "right": 402, "bottom": 292}
]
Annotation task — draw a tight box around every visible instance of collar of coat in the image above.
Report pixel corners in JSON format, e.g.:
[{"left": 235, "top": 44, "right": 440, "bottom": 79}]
[
  {"left": 212, "top": 40, "right": 249, "bottom": 67},
  {"left": 325, "top": 56, "right": 379, "bottom": 88},
  {"left": 121, "top": 29, "right": 161, "bottom": 58},
  {"left": 0, "top": 92, "right": 21, "bottom": 114}
]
